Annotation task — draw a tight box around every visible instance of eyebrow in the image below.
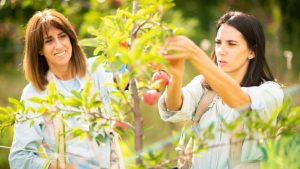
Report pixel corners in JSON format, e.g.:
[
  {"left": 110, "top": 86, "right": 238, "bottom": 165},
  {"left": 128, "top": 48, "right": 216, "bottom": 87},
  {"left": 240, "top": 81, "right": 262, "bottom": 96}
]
[
  {"left": 227, "top": 40, "right": 238, "bottom": 43},
  {"left": 215, "top": 39, "right": 239, "bottom": 43},
  {"left": 44, "top": 31, "right": 65, "bottom": 39}
]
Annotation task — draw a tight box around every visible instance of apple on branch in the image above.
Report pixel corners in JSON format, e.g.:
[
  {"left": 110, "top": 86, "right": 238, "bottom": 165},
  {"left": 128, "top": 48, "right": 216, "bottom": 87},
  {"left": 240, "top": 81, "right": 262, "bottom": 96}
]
[
  {"left": 143, "top": 90, "right": 160, "bottom": 105},
  {"left": 152, "top": 70, "right": 170, "bottom": 88},
  {"left": 112, "top": 120, "right": 127, "bottom": 132}
]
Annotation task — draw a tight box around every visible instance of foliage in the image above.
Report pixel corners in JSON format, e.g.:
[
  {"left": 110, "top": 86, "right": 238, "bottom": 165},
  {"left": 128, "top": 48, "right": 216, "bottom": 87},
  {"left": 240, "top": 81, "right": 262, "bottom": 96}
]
[{"left": 0, "top": 0, "right": 300, "bottom": 169}]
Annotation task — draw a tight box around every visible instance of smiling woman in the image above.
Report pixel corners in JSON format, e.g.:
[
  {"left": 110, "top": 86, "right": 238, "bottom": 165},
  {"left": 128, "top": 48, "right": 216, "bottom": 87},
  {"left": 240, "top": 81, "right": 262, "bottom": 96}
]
[
  {"left": 9, "top": 9, "right": 124, "bottom": 169},
  {"left": 40, "top": 26, "right": 73, "bottom": 80}
]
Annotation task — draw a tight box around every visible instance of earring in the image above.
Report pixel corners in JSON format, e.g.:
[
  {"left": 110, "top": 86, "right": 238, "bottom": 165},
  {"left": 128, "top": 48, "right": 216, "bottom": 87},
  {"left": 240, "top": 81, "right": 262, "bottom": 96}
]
[{"left": 248, "top": 55, "right": 255, "bottom": 59}]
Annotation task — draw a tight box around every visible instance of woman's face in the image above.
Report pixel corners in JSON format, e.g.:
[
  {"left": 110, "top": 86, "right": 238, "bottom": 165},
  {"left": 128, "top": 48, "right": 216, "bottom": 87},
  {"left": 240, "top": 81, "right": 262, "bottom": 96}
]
[
  {"left": 41, "top": 26, "right": 72, "bottom": 72},
  {"left": 215, "top": 24, "right": 254, "bottom": 79}
]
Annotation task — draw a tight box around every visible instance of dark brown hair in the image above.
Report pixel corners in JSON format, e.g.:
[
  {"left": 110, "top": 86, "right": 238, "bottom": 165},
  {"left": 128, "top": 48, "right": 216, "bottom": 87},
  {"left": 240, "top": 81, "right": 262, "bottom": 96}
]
[
  {"left": 23, "top": 9, "right": 87, "bottom": 91},
  {"left": 211, "top": 11, "right": 274, "bottom": 87}
]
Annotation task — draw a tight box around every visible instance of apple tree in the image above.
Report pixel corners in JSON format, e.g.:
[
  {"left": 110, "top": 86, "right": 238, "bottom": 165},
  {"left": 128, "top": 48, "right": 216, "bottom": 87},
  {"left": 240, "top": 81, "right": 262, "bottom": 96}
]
[
  {"left": 78, "top": 0, "right": 176, "bottom": 166},
  {"left": 1, "top": 0, "right": 300, "bottom": 168}
]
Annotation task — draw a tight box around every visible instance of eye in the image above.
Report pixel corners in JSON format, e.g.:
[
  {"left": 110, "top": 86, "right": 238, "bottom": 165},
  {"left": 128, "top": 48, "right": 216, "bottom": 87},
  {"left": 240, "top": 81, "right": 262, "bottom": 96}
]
[
  {"left": 44, "top": 38, "right": 53, "bottom": 44},
  {"left": 215, "top": 40, "right": 221, "bottom": 45},
  {"left": 228, "top": 42, "right": 236, "bottom": 46},
  {"left": 59, "top": 33, "right": 68, "bottom": 39}
]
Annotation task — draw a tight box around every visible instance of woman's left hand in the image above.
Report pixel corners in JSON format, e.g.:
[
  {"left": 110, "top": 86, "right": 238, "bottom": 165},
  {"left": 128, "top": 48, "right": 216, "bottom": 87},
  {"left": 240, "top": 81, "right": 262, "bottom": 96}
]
[{"left": 163, "top": 35, "right": 202, "bottom": 61}]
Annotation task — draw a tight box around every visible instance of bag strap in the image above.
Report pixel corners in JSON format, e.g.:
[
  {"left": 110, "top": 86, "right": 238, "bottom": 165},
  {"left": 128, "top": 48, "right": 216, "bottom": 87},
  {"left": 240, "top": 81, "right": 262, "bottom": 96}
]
[
  {"left": 176, "top": 89, "right": 216, "bottom": 169},
  {"left": 229, "top": 124, "right": 244, "bottom": 169},
  {"left": 192, "top": 90, "right": 216, "bottom": 126}
]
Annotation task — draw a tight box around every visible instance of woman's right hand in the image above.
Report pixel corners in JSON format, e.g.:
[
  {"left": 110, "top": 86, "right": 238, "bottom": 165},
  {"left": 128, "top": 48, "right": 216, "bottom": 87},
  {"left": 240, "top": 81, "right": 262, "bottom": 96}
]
[
  {"left": 166, "top": 58, "right": 185, "bottom": 78},
  {"left": 48, "top": 162, "right": 76, "bottom": 169}
]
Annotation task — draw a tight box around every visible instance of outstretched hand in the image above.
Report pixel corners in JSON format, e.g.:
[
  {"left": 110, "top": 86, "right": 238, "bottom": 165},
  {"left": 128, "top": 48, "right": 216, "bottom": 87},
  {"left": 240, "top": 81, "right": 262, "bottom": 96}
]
[
  {"left": 161, "top": 35, "right": 203, "bottom": 77},
  {"left": 163, "top": 35, "right": 200, "bottom": 60}
]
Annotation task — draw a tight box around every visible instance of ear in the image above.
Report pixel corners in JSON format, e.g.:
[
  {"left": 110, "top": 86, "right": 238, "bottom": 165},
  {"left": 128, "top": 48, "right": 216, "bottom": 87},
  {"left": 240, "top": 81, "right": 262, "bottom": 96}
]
[
  {"left": 39, "top": 51, "right": 43, "bottom": 56},
  {"left": 248, "top": 50, "right": 255, "bottom": 59}
]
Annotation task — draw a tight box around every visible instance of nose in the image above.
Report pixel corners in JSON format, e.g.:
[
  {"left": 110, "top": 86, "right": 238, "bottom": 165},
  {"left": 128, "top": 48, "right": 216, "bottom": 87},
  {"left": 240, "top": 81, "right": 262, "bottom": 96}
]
[
  {"left": 215, "top": 44, "right": 227, "bottom": 57},
  {"left": 54, "top": 38, "right": 63, "bottom": 49}
]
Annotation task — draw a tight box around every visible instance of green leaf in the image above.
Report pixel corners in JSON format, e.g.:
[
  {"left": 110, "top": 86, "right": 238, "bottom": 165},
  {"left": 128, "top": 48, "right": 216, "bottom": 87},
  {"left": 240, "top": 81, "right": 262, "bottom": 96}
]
[
  {"left": 29, "top": 119, "right": 35, "bottom": 127},
  {"left": 78, "top": 38, "right": 103, "bottom": 47},
  {"left": 28, "top": 97, "right": 46, "bottom": 104},
  {"left": 0, "top": 107, "right": 9, "bottom": 114},
  {"left": 118, "top": 72, "right": 130, "bottom": 91},
  {"left": 82, "top": 79, "right": 92, "bottom": 108},
  {"left": 8, "top": 98, "right": 24, "bottom": 111},
  {"left": 71, "top": 90, "right": 82, "bottom": 99},
  {"left": 102, "top": 82, "right": 117, "bottom": 88},
  {"left": 93, "top": 46, "right": 104, "bottom": 56},
  {"left": 37, "top": 105, "right": 48, "bottom": 114},
  {"left": 37, "top": 145, "right": 48, "bottom": 158},
  {"left": 42, "top": 158, "right": 52, "bottom": 169},
  {"left": 64, "top": 111, "right": 81, "bottom": 119},
  {"left": 95, "top": 134, "right": 106, "bottom": 145},
  {"left": 61, "top": 98, "right": 82, "bottom": 107},
  {"left": 48, "top": 82, "right": 56, "bottom": 96}
]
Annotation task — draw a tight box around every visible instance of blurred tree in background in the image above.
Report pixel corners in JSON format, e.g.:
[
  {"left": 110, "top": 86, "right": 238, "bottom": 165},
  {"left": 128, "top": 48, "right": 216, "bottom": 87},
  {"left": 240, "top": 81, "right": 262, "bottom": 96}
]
[{"left": 0, "top": 0, "right": 299, "bottom": 168}]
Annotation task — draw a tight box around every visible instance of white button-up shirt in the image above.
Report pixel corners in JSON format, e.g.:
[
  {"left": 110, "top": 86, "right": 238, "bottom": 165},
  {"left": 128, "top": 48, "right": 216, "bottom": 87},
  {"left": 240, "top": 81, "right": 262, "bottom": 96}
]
[{"left": 158, "top": 75, "right": 284, "bottom": 169}]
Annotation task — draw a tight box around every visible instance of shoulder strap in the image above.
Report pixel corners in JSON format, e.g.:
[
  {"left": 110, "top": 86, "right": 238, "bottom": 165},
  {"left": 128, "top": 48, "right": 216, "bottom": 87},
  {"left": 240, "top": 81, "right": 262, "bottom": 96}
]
[{"left": 192, "top": 90, "right": 216, "bottom": 126}]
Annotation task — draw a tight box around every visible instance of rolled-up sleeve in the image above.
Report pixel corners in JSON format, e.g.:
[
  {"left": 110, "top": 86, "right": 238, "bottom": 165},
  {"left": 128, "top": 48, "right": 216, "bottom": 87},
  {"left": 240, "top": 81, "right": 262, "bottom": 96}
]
[
  {"left": 241, "top": 81, "right": 284, "bottom": 120},
  {"left": 158, "top": 75, "right": 205, "bottom": 122}
]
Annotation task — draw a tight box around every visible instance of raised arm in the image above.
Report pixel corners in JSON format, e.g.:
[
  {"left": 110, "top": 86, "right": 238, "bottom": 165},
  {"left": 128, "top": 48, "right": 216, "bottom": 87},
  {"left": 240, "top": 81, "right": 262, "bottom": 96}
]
[
  {"left": 164, "top": 58, "right": 185, "bottom": 111},
  {"left": 163, "top": 36, "right": 250, "bottom": 108}
]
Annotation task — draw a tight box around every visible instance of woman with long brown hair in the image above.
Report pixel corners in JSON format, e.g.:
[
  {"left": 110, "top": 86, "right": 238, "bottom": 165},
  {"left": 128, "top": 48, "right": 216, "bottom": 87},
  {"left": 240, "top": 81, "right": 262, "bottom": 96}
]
[{"left": 9, "top": 9, "right": 123, "bottom": 169}]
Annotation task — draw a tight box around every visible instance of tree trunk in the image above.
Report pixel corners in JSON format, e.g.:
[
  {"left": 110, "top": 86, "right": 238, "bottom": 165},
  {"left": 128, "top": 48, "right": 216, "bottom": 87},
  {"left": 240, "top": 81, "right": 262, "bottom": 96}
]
[{"left": 130, "top": 1, "right": 143, "bottom": 165}]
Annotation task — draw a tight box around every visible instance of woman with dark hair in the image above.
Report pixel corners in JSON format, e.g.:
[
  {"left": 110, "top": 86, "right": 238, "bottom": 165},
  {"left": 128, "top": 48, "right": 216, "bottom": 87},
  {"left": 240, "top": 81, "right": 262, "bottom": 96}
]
[
  {"left": 9, "top": 9, "right": 124, "bottom": 169},
  {"left": 158, "top": 11, "right": 283, "bottom": 168}
]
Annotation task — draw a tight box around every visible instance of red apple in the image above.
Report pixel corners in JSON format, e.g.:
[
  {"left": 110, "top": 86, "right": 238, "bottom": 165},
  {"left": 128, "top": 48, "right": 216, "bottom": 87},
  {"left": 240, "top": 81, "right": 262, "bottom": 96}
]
[
  {"left": 119, "top": 41, "right": 129, "bottom": 49},
  {"left": 113, "top": 121, "right": 127, "bottom": 132},
  {"left": 143, "top": 90, "right": 160, "bottom": 105},
  {"left": 108, "top": 0, "right": 124, "bottom": 8},
  {"left": 152, "top": 70, "right": 170, "bottom": 87}
]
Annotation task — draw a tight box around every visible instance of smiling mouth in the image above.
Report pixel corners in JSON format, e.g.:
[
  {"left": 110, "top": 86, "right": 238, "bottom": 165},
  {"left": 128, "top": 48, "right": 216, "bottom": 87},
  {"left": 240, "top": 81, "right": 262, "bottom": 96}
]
[{"left": 55, "top": 51, "right": 66, "bottom": 57}]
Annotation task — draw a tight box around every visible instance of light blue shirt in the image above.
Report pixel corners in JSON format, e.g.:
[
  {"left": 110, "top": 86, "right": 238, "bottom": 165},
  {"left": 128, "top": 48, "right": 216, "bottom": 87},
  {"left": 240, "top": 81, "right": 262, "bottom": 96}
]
[
  {"left": 9, "top": 57, "right": 119, "bottom": 169},
  {"left": 158, "top": 75, "right": 284, "bottom": 169}
]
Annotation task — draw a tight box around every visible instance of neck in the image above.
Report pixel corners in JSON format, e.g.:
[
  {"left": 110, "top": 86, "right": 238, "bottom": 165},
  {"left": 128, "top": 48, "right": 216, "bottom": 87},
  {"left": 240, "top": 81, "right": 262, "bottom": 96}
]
[
  {"left": 50, "top": 65, "right": 73, "bottom": 80},
  {"left": 227, "top": 64, "right": 249, "bottom": 85},
  {"left": 228, "top": 72, "right": 244, "bottom": 85}
]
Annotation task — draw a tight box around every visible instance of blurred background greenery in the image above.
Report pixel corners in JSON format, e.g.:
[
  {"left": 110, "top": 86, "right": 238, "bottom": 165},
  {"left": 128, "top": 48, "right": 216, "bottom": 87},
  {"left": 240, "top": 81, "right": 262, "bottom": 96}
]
[{"left": 0, "top": 0, "right": 299, "bottom": 168}]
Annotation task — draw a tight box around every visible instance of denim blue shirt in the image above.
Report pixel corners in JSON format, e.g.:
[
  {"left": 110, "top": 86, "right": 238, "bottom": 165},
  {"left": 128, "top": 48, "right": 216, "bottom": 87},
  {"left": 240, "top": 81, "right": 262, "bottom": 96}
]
[{"left": 9, "top": 57, "right": 120, "bottom": 169}]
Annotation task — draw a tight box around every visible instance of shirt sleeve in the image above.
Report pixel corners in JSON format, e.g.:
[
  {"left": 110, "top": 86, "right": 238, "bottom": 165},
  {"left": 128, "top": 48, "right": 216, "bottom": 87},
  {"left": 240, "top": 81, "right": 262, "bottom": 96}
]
[
  {"left": 241, "top": 81, "right": 284, "bottom": 120},
  {"left": 9, "top": 84, "right": 50, "bottom": 169},
  {"left": 158, "top": 75, "right": 205, "bottom": 122}
]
